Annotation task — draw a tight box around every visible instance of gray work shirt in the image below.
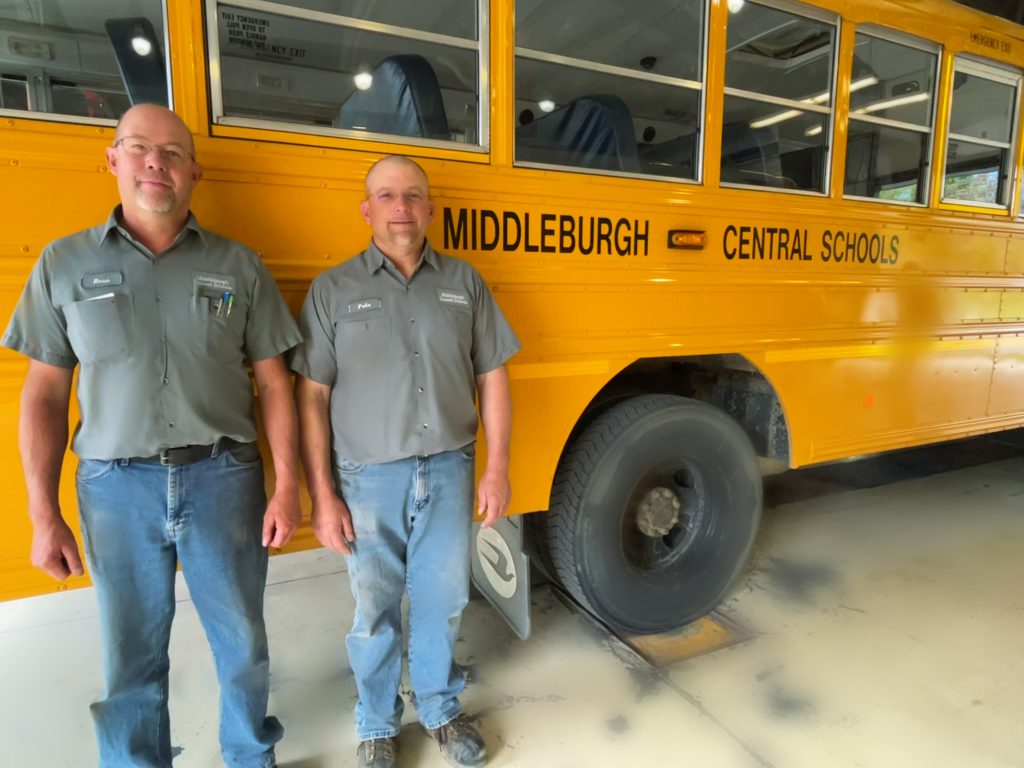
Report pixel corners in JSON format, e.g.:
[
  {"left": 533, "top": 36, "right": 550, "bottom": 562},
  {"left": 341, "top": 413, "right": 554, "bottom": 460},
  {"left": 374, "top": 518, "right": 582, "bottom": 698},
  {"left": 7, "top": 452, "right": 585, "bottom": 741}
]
[
  {"left": 1, "top": 207, "right": 301, "bottom": 460},
  {"left": 290, "top": 240, "right": 520, "bottom": 464}
]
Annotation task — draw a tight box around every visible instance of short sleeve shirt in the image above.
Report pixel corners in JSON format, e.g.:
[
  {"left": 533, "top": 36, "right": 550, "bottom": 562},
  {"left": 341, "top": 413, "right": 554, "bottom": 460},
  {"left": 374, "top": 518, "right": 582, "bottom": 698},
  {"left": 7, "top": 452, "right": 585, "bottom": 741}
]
[
  {"left": 1, "top": 207, "right": 302, "bottom": 459},
  {"left": 290, "top": 240, "right": 520, "bottom": 464}
]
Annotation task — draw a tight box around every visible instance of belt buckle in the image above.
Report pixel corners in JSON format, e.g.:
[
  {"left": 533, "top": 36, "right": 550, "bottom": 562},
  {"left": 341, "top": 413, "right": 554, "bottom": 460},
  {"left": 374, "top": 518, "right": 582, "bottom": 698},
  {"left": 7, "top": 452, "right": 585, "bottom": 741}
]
[{"left": 159, "top": 449, "right": 173, "bottom": 466}]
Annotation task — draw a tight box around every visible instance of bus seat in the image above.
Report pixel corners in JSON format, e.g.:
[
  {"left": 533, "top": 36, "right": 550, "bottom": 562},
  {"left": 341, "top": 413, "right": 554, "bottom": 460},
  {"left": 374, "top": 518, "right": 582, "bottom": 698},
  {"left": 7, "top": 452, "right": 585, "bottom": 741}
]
[
  {"left": 516, "top": 94, "right": 640, "bottom": 172},
  {"left": 720, "top": 121, "right": 785, "bottom": 187},
  {"left": 337, "top": 54, "right": 449, "bottom": 140},
  {"left": 638, "top": 134, "right": 697, "bottom": 177}
]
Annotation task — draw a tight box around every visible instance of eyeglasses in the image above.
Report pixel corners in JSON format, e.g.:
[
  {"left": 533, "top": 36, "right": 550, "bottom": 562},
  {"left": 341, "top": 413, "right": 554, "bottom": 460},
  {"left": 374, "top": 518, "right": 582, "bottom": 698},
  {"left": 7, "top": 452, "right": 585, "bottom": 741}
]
[{"left": 113, "top": 137, "right": 194, "bottom": 165}]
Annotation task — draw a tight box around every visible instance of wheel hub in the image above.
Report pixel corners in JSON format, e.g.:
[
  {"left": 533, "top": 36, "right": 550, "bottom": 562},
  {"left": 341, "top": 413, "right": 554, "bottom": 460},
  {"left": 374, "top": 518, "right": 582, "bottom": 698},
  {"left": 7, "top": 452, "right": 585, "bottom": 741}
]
[{"left": 635, "top": 486, "right": 681, "bottom": 537}]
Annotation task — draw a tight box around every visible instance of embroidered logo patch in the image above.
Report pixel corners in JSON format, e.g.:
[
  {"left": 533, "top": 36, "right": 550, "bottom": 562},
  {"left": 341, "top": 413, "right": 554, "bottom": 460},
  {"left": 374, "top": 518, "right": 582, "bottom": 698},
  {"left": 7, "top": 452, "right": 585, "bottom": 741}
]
[
  {"left": 81, "top": 271, "right": 123, "bottom": 289},
  {"left": 193, "top": 272, "right": 235, "bottom": 294},
  {"left": 437, "top": 289, "right": 470, "bottom": 308}
]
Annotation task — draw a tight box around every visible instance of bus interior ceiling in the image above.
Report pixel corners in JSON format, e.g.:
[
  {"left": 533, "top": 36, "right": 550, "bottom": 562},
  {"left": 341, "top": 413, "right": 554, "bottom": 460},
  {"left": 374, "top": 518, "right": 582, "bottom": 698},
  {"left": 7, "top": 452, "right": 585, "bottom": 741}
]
[{"left": 2, "top": 0, "right": 1014, "bottom": 187}]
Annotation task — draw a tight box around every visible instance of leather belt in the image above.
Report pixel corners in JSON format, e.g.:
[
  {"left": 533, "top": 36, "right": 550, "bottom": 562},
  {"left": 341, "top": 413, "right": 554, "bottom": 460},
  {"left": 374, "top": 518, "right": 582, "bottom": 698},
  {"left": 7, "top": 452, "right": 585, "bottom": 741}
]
[{"left": 133, "top": 438, "right": 253, "bottom": 466}]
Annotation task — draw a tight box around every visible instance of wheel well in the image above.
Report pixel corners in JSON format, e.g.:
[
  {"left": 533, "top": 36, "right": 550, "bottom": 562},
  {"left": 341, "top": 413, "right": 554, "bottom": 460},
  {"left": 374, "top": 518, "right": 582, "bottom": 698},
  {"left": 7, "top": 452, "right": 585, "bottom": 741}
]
[{"left": 565, "top": 354, "right": 791, "bottom": 465}]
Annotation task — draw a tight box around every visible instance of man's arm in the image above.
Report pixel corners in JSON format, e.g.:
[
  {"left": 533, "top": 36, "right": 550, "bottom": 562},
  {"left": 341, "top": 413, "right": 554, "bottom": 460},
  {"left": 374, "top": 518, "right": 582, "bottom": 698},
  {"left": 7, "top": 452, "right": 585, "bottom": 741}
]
[
  {"left": 475, "top": 364, "right": 512, "bottom": 528},
  {"left": 252, "top": 355, "right": 301, "bottom": 548},
  {"left": 20, "top": 360, "right": 82, "bottom": 580},
  {"left": 295, "top": 375, "right": 354, "bottom": 554}
]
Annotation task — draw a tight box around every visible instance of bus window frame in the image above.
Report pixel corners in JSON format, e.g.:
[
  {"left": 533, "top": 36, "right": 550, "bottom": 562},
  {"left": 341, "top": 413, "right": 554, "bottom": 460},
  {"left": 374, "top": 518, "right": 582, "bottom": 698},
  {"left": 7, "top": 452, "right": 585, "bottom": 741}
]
[
  {"left": 204, "top": 0, "right": 489, "bottom": 155},
  {"left": 939, "top": 54, "right": 1022, "bottom": 212},
  {"left": 0, "top": 0, "right": 172, "bottom": 127},
  {"left": 511, "top": 0, "right": 710, "bottom": 185},
  {"left": 719, "top": 0, "right": 841, "bottom": 197},
  {"left": 841, "top": 25, "right": 941, "bottom": 208}
]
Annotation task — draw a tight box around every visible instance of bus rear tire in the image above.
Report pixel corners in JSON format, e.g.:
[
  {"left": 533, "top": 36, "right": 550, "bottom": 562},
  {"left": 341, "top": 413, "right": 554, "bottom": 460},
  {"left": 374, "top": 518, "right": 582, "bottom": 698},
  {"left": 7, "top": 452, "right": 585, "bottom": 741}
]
[{"left": 543, "top": 394, "right": 762, "bottom": 634}]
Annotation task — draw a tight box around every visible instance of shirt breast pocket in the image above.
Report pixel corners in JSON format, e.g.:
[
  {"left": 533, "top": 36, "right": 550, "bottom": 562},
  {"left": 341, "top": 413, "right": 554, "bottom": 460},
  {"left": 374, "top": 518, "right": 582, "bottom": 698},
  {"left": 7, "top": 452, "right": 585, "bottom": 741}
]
[
  {"left": 439, "top": 303, "right": 472, "bottom": 354},
  {"left": 336, "top": 309, "right": 390, "bottom": 359},
  {"left": 64, "top": 294, "right": 134, "bottom": 365},
  {"left": 192, "top": 293, "right": 245, "bottom": 356}
]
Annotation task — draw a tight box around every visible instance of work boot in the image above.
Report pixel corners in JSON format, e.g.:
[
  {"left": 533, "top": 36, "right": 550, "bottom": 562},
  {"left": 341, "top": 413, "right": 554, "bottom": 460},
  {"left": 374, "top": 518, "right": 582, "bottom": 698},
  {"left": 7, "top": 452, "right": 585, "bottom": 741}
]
[
  {"left": 357, "top": 736, "right": 398, "bottom": 768},
  {"left": 426, "top": 714, "right": 487, "bottom": 767}
]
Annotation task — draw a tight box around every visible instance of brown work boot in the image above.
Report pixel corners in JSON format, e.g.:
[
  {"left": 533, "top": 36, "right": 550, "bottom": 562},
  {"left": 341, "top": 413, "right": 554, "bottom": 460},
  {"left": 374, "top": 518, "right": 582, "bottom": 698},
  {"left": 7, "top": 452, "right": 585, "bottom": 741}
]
[
  {"left": 357, "top": 736, "right": 398, "bottom": 768},
  {"left": 426, "top": 714, "right": 487, "bottom": 767}
]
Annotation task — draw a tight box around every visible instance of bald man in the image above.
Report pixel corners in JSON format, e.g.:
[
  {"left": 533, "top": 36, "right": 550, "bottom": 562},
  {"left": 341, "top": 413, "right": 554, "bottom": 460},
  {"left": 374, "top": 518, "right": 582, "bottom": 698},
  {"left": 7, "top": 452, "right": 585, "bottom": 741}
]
[
  {"left": 2, "top": 104, "right": 301, "bottom": 767},
  {"left": 292, "top": 156, "right": 519, "bottom": 768}
]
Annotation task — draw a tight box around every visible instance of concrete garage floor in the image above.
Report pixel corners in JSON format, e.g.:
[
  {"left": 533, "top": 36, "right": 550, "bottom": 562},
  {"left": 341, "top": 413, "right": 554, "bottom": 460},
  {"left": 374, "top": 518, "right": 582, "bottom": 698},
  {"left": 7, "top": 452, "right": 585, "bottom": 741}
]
[{"left": 2, "top": 431, "right": 1023, "bottom": 768}]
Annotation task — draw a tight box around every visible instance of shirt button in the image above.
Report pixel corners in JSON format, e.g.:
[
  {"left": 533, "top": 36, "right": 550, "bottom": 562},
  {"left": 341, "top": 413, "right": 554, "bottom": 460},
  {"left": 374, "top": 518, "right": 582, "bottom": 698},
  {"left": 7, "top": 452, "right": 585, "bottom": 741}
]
[
  {"left": 422, "top": 422, "right": 428, "bottom": 429},
  {"left": 409, "top": 318, "right": 415, "bottom": 323},
  {"left": 168, "top": 421, "right": 175, "bottom": 428},
  {"left": 414, "top": 351, "right": 420, "bottom": 357},
  {"left": 418, "top": 387, "right": 424, "bottom": 393},
  {"left": 155, "top": 295, "right": 162, "bottom": 302},
  {"left": 162, "top": 377, "right": 169, "bottom": 385}
]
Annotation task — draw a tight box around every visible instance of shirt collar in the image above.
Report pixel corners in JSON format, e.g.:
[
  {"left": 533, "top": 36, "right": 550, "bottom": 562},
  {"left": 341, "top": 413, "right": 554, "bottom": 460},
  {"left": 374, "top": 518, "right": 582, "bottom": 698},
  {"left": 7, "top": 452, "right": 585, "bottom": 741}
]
[
  {"left": 363, "top": 239, "right": 439, "bottom": 275},
  {"left": 97, "top": 205, "right": 208, "bottom": 247}
]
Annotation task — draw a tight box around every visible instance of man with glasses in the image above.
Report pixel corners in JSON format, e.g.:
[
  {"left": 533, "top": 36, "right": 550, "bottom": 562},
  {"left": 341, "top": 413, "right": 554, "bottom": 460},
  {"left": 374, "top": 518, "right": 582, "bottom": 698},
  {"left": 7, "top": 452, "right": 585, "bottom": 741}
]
[
  {"left": 292, "top": 155, "right": 519, "bottom": 768},
  {"left": 2, "top": 103, "right": 301, "bottom": 768}
]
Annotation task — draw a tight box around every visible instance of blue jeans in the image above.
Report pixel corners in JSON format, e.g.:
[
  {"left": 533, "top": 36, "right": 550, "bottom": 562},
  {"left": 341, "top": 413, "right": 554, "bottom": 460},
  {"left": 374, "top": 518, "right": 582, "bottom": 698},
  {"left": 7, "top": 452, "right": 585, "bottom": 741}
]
[
  {"left": 76, "top": 447, "right": 282, "bottom": 768},
  {"left": 336, "top": 446, "right": 475, "bottom": 741}
]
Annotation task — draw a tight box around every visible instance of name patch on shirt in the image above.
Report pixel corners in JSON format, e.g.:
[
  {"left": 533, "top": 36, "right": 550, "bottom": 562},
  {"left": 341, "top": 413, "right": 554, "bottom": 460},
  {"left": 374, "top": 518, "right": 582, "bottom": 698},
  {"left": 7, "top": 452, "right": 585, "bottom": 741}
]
[
  {"left": 348, "top": 298, "right": 382, "bottom": 313},
  {"left": 193, "top": 272, "right": 236, "bottom": 295},
  {"left": 437, "top": 289, "right": 470, "bottom": 308},
  {"left": 81, "top": 271, "right": 123, "bottom": 289}
]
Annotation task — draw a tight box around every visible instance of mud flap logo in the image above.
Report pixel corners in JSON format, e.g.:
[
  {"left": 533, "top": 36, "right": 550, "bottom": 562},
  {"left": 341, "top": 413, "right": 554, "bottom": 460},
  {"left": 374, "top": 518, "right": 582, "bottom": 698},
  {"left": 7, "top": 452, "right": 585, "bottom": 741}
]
[{"left": 476, "top": 527, "right": 517, "bottom": 599}]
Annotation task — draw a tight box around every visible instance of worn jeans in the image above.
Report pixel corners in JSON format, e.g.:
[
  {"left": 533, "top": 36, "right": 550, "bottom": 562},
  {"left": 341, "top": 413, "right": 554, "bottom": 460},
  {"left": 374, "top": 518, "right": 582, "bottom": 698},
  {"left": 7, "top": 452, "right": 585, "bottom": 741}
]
[
  {"left": 76, "top": 446, "right": 282, "bottom": 768},
  {"left": 335, "top": 446, "right": 475, "bottom": 741}
]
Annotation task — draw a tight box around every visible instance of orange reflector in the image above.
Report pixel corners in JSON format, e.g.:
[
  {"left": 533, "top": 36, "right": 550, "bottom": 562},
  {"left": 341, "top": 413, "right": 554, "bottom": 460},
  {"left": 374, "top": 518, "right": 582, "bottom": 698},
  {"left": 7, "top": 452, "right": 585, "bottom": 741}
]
[{"left": 668, "top": 229, "right": 706, "bottom": 249}]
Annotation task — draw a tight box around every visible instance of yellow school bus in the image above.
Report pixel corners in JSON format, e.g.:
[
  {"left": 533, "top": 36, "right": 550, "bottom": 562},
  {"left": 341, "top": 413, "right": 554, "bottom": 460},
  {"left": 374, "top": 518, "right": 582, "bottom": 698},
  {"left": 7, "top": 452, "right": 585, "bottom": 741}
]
[{"left": 2, "top": 0, "right": 1023, "bottom": 635}]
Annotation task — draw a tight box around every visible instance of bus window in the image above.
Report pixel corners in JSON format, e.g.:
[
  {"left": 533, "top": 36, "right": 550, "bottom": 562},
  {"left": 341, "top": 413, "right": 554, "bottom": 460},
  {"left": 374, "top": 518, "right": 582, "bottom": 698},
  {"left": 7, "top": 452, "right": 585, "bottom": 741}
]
[
  {"left": 514, "top": 0, "right": 705, "bottom": 180},
  {"left": 0, "top": 0, "right": 167, "bottom": 122},
  {"left": 209, "top": 1, "right": 483, "bottom": 147},
  {"left": 844, "top": 29, "right": 938, "bottom": 204},
  {"left": 942, "top": 58, "right": 1020, "bottom": 207},
  {"left": 722, "top": 0, "right": 838, "bottom": 192},
  {"left": 0, "top": 74, "right": 29, "bottom": 111}
]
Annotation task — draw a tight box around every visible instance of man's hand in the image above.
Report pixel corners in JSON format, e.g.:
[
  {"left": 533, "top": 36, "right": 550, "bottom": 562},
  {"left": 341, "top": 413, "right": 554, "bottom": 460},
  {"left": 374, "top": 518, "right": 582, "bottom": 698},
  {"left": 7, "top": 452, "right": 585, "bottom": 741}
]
[
  {"left": 31, "top": 516, "right": 84, "bottom": 581},
  {"left": 477, "top": 470, "right": 511, "bottom": 529},
  {"left": 311, "top": 493, "right": 356, "bottom": 555},
  {"left": 262, "top": 489, "right": 301, "bottom": 549}
]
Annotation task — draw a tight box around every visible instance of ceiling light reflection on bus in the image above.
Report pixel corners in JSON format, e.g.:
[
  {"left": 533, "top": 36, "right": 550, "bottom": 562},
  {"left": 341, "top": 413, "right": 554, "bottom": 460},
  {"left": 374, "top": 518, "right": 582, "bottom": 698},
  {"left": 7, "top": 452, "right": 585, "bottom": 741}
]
[
  {"left": 727, "top": 0, "right": 745, "bottom": 12},
  {"left": 750, "top": 109, "right": 801, "bottom": 129},
  {"left": 750, "top": 76, "right": 883, "bottom": 130},
  {"left": 803, "top": 76, "right": 877, "bottom": 107},
  {"left": 354, "top": 71, "right": 373, "bottom": 91},
  {"left": 131, "top": 35, "right": 152, "bottom": 57},
  {"left": 850, "top": 75, "right": 879, "bottom": 92},
  {"left": 854, "top": 92, "right": 930, "bottom": 115},
  {"left": 539, "top": 100, "right": 556, "bottom": 113}
]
